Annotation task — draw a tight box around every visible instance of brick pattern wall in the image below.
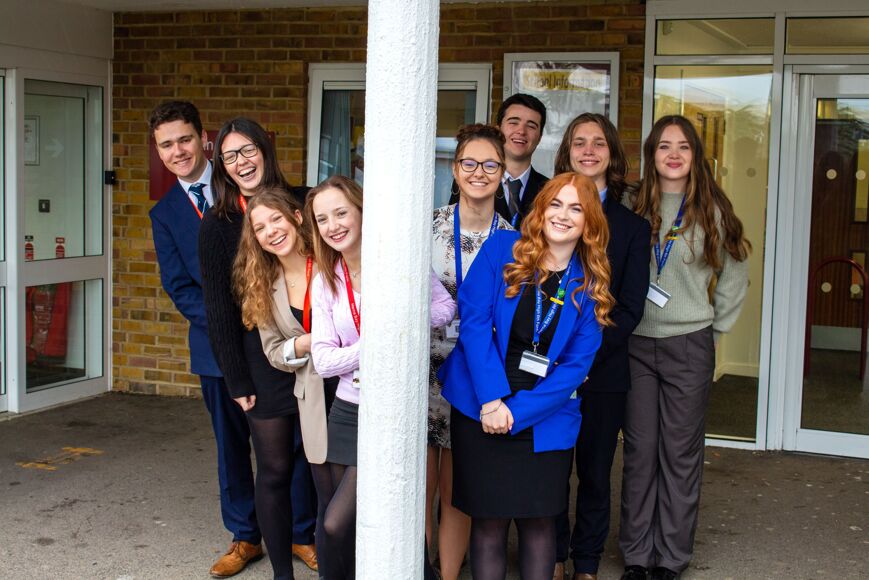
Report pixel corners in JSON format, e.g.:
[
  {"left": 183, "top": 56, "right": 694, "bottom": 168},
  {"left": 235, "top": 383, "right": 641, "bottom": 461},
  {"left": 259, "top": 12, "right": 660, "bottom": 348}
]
[{"left": 112, "top": 0, "right": 645, "bottom": 396}]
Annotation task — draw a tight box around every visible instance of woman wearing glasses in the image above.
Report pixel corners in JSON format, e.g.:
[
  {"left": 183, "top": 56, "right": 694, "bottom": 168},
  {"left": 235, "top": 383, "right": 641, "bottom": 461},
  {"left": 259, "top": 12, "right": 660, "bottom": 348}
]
[
  {"left": 440, "top": 171, "right": 613, "bottom": 580},
  {"left": 200, "top": 117, "right": 310, "bottom": 580},
  {"left": 428, "top": 124, "right": 513, "bottom": 580}
]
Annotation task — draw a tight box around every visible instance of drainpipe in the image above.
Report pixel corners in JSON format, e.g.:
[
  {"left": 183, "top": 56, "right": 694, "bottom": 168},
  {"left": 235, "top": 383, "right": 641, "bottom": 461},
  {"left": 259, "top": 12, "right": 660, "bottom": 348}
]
[{"left": 356, "top": 0, "right": 440, "bottom": 578}]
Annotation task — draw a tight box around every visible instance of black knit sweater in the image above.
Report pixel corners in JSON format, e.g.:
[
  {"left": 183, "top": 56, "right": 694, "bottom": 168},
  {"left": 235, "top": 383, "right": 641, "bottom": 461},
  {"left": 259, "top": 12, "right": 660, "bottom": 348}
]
[{"left": 198, "top": 209, "right": 297, "bottom": 418}]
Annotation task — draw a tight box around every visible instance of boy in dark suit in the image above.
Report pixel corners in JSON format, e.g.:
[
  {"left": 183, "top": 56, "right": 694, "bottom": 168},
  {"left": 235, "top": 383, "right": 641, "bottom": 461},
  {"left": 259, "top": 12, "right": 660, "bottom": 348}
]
[
  {"left": 148, "top": 101, "right": 261, "bottom": 578},
  {"left": 552, "top": 113, "right": 651, "bottom": 580}
]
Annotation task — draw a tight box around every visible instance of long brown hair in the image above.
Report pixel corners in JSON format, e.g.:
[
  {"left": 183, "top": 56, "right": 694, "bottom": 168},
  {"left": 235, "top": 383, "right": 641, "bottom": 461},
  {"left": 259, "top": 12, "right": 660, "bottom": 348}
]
[
  {"left": 304, "top": 175, "right": 364, "bottom": 295},
  {"left": 632, "top": 115, "right": 750, "bottom": 269},
  {"left": 553, "top": 112, "right": 629, "bottom": 202},
  {"left": 503, "top": 172, "right": 614, "bottom": 326},
  {"left": 232, "top": 188, "right": 312, "bottom": 330},
  {"left": 212, "top": 117, "right": 291, "bottom": 219}
]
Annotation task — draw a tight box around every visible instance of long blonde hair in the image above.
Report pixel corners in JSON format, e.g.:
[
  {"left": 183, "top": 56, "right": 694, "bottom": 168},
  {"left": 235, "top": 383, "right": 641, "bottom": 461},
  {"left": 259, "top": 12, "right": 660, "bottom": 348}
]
[
  {"left": 503, "top": 172, "right": 614, "bottom": 326},
  {"left": 304, "top": 175, "right": 364, "bottom": 296},
  {"left": 232, "top": 188, "right": 313, "bottom": 330}
]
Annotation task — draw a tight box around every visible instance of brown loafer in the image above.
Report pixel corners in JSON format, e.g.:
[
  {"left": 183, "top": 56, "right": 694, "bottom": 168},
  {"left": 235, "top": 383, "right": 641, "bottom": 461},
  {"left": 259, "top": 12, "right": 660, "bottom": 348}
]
[
  {"left": 292, "top": 543, "right": 319, "bottom": 571},
  {"left": 209, "top": 541, "right": 263, "bottom": 578},
  {"left": 574, "top": 573, "right": 598, "bottom": 580},
  {"left": 553, "top": 562, "right": 566, "bottom": 580}
]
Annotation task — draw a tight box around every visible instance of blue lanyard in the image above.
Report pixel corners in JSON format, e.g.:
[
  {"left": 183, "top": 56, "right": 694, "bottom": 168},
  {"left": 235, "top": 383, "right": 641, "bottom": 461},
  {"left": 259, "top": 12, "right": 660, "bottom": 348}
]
[
  {"left": 532, "top": 263, "right": 572, "bottom": 350},
  {"left": 653, "top": 196, "right": 686, "bottom": 282},
  {"left": 454, "top": 205, "right": 499, "bottom": 292},
  {"left": 511, "top": 211, "right": 520, "bottom": 228}
]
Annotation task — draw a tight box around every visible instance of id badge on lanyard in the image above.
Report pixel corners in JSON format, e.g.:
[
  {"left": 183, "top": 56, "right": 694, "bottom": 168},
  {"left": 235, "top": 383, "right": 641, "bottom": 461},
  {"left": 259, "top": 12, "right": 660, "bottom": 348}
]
[
  {"left": 519, "top": 265, "right": 572, "bottom": 378},
  {"left": 647, "top": 196, "right": 685, "bottom": 308}
]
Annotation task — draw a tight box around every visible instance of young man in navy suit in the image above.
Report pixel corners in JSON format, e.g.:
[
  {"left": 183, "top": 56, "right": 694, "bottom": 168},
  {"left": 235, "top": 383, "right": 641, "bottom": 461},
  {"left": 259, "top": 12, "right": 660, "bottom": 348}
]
[
  {"left": 449, "top": 93, "right": 549, "bottom": 227},
  {"left": 148, "top": 101, "right": 262, "bottom": 577}
]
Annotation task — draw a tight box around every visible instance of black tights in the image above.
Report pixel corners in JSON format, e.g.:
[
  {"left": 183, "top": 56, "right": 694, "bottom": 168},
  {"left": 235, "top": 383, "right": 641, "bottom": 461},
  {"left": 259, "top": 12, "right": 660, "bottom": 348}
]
[
  {"left": 247, "top": 414, "right": 297, "bottom": 580},
  {"left": 310, "top": 461, "right": 357, "bottom": 579},
  {"left": 470, "top": 516, "right": 556, "bottom": 580}
]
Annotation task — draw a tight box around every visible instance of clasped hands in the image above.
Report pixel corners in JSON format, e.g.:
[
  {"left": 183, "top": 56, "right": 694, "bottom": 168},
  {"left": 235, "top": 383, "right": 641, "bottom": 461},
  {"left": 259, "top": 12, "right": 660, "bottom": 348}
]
[{"left": 479, "top": 398, "right": 513, "bottom": 435}]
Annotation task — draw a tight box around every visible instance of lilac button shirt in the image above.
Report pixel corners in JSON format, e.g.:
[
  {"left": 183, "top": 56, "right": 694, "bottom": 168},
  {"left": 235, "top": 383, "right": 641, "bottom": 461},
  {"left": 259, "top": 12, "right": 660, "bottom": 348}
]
[{"left": 311, "top": 262, "right": 456, "bottom": 405}]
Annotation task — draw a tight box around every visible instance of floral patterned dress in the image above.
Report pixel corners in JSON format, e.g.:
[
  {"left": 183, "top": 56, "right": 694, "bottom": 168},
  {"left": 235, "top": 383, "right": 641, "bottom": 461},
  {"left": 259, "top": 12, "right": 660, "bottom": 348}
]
[{"left": 428, "top": 204, "right": 513, "bottom": 448}]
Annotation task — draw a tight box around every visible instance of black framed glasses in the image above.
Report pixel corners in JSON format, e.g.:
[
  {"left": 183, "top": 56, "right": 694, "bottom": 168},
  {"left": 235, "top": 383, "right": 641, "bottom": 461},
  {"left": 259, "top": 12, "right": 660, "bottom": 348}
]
[
  {"left": 457, "top": 158, "right": 503, "bottom": 175},
  {"left": 219, "top": 143, "right": 258, "bottom": 164}
]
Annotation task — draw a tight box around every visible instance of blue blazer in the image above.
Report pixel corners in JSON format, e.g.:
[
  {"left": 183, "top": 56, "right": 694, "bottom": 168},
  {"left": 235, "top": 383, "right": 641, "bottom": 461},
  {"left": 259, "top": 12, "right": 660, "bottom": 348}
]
[
  {"left": 439, "top": 230, "right": 603, "bottom": 452},
  {"left": 149, "top": 181, "right": 222, "bottom": 378}
]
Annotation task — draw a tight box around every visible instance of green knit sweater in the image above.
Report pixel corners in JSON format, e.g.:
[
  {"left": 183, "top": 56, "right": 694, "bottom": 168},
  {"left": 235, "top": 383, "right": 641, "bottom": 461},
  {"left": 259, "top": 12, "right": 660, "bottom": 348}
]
[{"left": 628, "top": 192, "right": 749, "bottom": 340}]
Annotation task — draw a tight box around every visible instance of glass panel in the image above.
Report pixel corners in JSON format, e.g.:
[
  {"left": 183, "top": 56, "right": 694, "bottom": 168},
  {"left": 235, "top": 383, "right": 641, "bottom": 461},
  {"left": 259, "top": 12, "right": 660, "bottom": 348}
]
[
  {"left": 802, "top": 97, "right": 869, "bottom": 436},
  {"left": 787, "top": 17, "right": 869, "bottom": 55},
  {"left": 26, "top": 279, "right": 103, "bottom": 392},
  {"left": 23, "top": 80, "right": 103, "bottom": 261},
  {"left": 318, "top": 88, "right": 475, "bottom": 209},
  {"left": 657, "top": 19, "right": 774, "bottom": 56},
  {"left": 655, "top": 65, "right": 773, "bottom": 441}
]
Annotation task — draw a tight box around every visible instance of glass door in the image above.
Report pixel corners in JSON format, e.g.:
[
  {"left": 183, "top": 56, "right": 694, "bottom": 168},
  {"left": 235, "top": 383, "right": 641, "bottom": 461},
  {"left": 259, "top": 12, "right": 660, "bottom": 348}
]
[
  {"left": 10, "top": 77, "right": 107, "bottom": 412},
  {"left": 791, "top": 73, "right": 869, "bottom": 459}
]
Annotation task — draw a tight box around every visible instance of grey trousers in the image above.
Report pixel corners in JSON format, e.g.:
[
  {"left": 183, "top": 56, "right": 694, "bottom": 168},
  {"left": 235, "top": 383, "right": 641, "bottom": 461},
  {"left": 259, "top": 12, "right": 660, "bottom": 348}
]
[{"left": 619, "top": 326, "right": 714, "bottom": 573}]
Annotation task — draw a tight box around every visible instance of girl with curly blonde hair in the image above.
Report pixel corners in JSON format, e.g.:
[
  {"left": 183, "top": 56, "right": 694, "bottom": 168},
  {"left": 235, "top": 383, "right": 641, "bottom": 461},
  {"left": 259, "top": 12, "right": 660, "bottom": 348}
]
[{"left": 439, "top": 171, "right": 612, "bottom": 580}]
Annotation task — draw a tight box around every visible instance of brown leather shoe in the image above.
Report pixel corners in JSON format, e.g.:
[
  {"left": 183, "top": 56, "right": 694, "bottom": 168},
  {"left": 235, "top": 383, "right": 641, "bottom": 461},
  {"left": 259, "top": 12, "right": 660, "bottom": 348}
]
[
  {"left": 292, "top": 543, "right": 319, "bottom": 571},
  {"left": 553, "top": 562, "right": 566, "bottom": 580},
  {"left": 209, "top": 541, "right": 263, "bottom": 578},
  {"left": 574, "top": 573, "right": 598, "bottom": 580}
]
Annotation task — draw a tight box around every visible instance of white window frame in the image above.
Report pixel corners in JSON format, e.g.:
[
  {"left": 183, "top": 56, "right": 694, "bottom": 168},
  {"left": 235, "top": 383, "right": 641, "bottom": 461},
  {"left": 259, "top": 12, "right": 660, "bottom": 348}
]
[{"left": 306, "top": 63, "right": 492, "bottom": 187}]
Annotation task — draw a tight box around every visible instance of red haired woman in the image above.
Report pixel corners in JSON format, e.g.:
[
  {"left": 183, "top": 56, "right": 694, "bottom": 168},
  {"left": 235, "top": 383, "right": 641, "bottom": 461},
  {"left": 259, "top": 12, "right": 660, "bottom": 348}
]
[{"left": 439, "top": 172, "right": 614, "bottom": 580}]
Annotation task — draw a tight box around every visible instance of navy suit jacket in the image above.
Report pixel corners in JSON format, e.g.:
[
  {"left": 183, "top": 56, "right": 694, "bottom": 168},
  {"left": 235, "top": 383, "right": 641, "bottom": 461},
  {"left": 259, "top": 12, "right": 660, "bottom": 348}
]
[
  {"left": 448, "top": 166, "right": 549, "bottom": 227},
  {"left": 582, "top": 197, "right": 651, "bottom": 393},
  {"left": 439, "top": 230, "right": 602, "bottom": 452},
  {"left": 149, "top": 181, "right": 222, "bottom": 378}
]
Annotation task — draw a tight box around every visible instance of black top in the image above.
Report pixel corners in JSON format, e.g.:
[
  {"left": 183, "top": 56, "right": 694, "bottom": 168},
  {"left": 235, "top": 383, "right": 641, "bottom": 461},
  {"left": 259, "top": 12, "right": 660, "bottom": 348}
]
[
  {"left": 199, "top": 209, "right": 297, "bottom": 418},
  {"left": 505, "top": 270, "right": 565, "bottom": 394}
]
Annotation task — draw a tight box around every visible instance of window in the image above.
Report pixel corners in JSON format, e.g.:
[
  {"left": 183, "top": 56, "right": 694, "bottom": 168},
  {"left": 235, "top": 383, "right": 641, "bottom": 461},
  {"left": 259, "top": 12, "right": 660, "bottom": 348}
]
[
  {"left": 657, "top": 19, "right": 774, "bottom": 56},
  {"left": 307, "top": 64, "right": 491, "bottom": 208}
]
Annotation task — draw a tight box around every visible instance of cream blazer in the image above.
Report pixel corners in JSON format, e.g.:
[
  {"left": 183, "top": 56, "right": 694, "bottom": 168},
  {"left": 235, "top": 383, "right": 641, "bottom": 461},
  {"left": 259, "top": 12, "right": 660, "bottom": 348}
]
[{"left": 259, "top": 273, "right": 328, "bottom": 464}]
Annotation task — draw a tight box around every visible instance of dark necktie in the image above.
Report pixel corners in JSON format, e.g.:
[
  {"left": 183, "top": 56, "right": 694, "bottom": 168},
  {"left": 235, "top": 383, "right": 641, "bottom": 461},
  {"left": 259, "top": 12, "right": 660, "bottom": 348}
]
[
  {"left": 506, "top": 178, "right": 521, "bottom": 219},
  {"left": 189, "top": 183, "right": 209, "bottom": 215}
]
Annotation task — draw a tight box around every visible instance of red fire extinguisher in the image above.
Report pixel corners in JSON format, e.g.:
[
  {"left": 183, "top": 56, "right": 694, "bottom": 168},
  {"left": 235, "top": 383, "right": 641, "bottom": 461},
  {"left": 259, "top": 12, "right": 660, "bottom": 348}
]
[
  {"left": 25, "top": 235, "right": 34, "bottom": 261},
  {"left": 55, "top": 237, "right": 65, "bottom": 259}
]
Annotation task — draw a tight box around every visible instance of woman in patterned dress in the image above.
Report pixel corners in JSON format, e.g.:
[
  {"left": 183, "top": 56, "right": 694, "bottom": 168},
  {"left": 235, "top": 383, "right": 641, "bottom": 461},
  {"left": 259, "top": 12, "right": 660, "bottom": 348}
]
[{"left": 428, "top": 124, "right": 513, "bottom": 579}]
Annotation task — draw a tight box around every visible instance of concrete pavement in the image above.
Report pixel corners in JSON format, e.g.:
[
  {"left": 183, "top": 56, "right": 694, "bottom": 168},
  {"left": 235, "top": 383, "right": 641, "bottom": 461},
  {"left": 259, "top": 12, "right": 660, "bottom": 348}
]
[{"left": 0, "top": 393, "right": 866, "bottom": 579}]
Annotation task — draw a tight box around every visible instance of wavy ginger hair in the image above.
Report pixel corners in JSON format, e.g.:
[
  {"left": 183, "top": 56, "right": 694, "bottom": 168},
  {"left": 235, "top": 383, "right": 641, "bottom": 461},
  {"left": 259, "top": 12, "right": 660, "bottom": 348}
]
[
  {"left": 233, "top": 188, "right": 313, "bottom": 330},
  {"left": 504, "top": 172, "right": 614, "bottom": 326}
]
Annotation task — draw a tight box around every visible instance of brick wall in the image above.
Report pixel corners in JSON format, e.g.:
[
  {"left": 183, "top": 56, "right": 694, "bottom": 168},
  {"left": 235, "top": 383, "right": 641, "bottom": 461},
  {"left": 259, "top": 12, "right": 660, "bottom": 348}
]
[{"left": 112, "top": 0, "right": 645, "bottom": 396}]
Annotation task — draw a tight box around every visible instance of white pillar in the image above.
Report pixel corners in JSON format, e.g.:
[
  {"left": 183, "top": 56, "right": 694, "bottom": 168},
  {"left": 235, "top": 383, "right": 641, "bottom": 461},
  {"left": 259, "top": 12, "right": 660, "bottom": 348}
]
[{"left": 357, "top": 0, "right": 440, "bottom": 578}]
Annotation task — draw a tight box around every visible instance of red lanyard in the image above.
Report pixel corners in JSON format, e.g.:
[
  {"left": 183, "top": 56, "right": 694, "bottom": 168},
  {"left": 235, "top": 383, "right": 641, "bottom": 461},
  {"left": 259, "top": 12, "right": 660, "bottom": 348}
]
[
  {"left": 186, "top": 195, "right": 204, "bottom": 220},
  {"left": 302, "top": 256, "right": 313, "bottom": 333},
  {"left": 341, "top": 258, "right": 361, "bottom": 335},
  {"left": 238, "top": 194, "right": 248, "bottom": 213}
]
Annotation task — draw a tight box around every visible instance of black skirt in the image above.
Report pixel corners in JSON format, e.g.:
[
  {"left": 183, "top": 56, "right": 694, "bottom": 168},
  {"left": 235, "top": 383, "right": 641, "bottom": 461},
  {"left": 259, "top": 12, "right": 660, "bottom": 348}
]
[
  {"left": 450, "top": 406, "right": 572, "bottom": 519},
  {"left": 326, "top": 397, "right": 358, "bottom": 466}
]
